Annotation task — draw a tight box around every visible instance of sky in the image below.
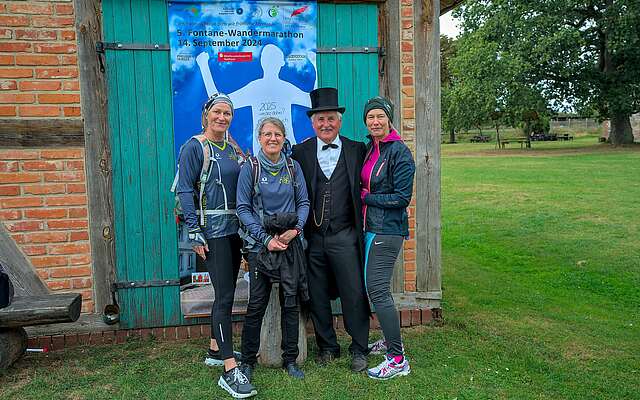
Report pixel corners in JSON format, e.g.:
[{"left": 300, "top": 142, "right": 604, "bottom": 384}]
[{"left": 440, "top": 11, "right": 460, "bottom": 38}]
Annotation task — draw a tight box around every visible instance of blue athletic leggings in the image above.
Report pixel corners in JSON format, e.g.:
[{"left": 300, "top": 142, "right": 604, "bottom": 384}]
[{"left": 364, "top": 232, "right": 404, "bottom": 357}]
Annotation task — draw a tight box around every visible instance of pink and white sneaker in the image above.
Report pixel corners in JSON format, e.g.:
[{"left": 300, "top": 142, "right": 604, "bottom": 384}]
[{"left": 367, "top": 355, "right": 411, "bottom": 380}]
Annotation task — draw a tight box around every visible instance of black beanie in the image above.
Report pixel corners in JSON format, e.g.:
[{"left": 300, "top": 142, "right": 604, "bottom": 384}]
[{"left": 363, "top": 96, "right": 394, "bottom": 124}]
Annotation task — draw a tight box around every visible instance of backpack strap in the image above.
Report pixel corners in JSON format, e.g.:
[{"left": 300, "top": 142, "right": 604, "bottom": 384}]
[
  {"left": 193, "top": 135, "right": 214, "bottom": 226},
  {"left": 248, "top": 156, "right": 264, "bottom": 222}
]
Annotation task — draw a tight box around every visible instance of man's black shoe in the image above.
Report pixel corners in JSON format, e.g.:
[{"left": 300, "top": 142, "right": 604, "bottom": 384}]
[
  {"left": 239, "top": 363, "right": 255, "bottom": 383},
  {"left": 351, "top": 353, "right": 367, "bottom": 372},
  {"left": 284, "top": 362, "right": 305, "bottom": 379},
  {"left": 316, "top": 350, "right": 339, "bottom": 365},
  {"left": 218, "top": 367, "right": 257, "bottom": 398}
]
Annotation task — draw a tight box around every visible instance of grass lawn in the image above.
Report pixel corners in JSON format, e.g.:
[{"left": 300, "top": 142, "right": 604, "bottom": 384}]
[{"left": 1, "top": 139, "right": 639, "bottom": 399}]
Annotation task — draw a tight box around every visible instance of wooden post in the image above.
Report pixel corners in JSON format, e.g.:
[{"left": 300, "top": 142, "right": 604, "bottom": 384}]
[
  {"left": 0, "top": 328, "right": 27, "bottom": 370},
  {"left": 414, "top": 0, "right": 442, "bottom": 308},
  {"left": 0, "top": 224, "right": 48, "bottom": 297},
  {"left": 258, "top": 283, "right": 307, "bottom": 366},
  {"left": 74, "top": 0, "right": 117, "bottom": 312}
]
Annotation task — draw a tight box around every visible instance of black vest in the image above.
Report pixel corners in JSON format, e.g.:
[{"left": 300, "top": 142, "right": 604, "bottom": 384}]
[{"left": 311, "top": 150, "right": 354, "bottom": 234}]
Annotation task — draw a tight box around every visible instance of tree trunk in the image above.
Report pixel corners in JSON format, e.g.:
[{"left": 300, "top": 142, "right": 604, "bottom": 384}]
[
  {"left": 449, "top": 128, "right": 455, "bottom": 143},
  {"left": 609, "top": 112, "right": 634, "bottom": 145},
  {"left": 0, "top": 328, "right": 27, "bottom": 370}
]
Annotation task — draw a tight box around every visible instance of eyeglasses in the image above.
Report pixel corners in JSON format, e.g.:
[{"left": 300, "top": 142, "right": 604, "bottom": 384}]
[{"left": 260, "top": 131, "right": 284, "bottom": 139}]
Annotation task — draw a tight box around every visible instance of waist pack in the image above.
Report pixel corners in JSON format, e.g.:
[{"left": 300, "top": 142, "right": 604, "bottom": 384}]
[{"left": 0, "top": 263, "right": 14, "bottom": 309}]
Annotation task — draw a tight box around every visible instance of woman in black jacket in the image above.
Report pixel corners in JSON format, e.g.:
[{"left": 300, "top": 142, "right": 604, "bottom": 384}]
[{"left": 359, "top": 96, "right": 415, "bottom": 380}]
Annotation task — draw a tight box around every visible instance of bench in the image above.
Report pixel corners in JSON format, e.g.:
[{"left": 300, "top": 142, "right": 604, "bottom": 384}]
[
  {"left": 470, "top": 135, "right": 491, "bottom": 143},
  {"left": 556, "top": 133, "right": 574, "bottom": 141},
  {"left": 499, "top": 139, "right": 531, "bottom": 149}
]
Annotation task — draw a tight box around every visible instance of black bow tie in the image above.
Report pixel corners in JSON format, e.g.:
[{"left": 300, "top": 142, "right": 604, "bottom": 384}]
[{"left": 322, "top": 143, "right": 338, "bottom": 150}]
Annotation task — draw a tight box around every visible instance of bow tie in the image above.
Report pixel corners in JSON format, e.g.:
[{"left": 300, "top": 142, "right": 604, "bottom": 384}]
[{"left": 322, "top": 143, "right": 339, "bottom": 150}]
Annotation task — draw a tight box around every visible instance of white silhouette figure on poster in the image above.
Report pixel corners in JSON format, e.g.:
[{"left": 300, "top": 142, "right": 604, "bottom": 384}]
[{"left": 196, "top": 44, "right": 317, "bottom": 154}]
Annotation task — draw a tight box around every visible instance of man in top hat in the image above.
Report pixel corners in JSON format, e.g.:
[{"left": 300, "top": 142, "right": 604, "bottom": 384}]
[{"left": 291, "top": 87, "right": 370, "bottom": 372}]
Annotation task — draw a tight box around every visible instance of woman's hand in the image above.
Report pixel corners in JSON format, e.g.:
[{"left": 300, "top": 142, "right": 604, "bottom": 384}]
[
  {"left": 267, "top": 237, "right": 288, "bottom": 251},
  {"left": 193, "top": 244, "right": 208, "bottom": 260},
  {"left": 189, "top": 231, "right": 209, "bottom": 260},
  {"left": 278, "top": 229, "right": 298, "bottom": 244}
]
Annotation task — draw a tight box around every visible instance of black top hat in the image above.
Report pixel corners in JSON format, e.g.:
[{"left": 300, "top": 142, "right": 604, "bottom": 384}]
[{"left": 306, "top": 87, "right": 345, "bottom": 117}]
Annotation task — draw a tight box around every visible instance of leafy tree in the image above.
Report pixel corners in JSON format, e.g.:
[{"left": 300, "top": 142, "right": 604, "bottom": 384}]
[{"left": 455, "top": 0, "right": 640, "bottom": 145}]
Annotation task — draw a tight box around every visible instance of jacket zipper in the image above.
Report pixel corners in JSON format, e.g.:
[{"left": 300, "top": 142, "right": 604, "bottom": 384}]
[
  {"left": 375, "top": 160, "right": 386, "bottom": 177},
  {"left": 363, "top": 145, "right": 378, "bottom": 231}
]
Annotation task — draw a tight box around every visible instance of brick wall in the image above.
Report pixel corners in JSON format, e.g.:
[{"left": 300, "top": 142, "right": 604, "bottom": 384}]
[
  {"left": 0, "top": 0, "right": 80, "bottom": 118},
  {"left": 0, "top": 1, "right": 92, "bottom": 312},
  {"left": 399, "top": 0, "right": 417, "bottom": 292}
]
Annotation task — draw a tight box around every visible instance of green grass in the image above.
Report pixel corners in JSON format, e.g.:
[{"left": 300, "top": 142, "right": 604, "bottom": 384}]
[{"left": 2, "top": 142, "right": 639, "bottom": 399}]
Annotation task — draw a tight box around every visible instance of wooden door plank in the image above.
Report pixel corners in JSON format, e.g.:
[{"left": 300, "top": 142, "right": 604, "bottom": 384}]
[
  {"left": 318, "top": 4, "right": 337, "bottom": 87},
  {"left": 351, "top": 4, "right": 369, "bottom": 142},
  {"left": 335, "top": 5, "right": 355, "bottom": 138},
  {"left": 149, "top": 0, "right": 181, "bottom": 327}
]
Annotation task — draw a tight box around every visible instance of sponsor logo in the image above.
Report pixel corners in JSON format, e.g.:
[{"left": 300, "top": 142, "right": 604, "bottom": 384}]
[
  {"left": 218, "top": 52, "right": 253, "bottom": 63},
  {"left": 268, "top": 6, "right": 279, "bottom": 18},
  {"left": 291, "top": 5, "right": 309, "bottom": 17},
  {"left": 215, "top": 152, "right": 221, "bottom": 159},
  {"left": 219, "top": 6, "right": 236, "bottom": 15},
  {"left": 286, "top": 54, "right": 306, "bottom": 61},
  {"left": 261, "top": 176, "right": 268, "bottom": 183},
  {"left": 191, "top": 272, "right": 210, "bottom": 285},
  {"left": 251, "top": 8, "right": 263, "bottom": 18},
  {"left": 279, "top": 175, "right": 291, "bottom": 185},
  {"left": 185, "top": 6, "right": 199, "bottom": 16},
  {"left": 236, "top": 8, "right": 243, "bottom": 15},
  {"left": 374, "top": 241, "right": 384, "bottom": 245}
]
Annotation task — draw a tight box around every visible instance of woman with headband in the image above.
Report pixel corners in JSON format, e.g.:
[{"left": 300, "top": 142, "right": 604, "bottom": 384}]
[{"left": 174, "top": 93, "right": 256, "bottom": 398}]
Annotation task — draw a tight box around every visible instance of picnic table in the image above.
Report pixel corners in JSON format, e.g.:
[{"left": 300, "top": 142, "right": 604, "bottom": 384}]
[
  {"left": 499, "top": 138, "right": 531, "bottom": 149},
  {"left": 470, "top": 134, "right": 491, "bottom": 143}
]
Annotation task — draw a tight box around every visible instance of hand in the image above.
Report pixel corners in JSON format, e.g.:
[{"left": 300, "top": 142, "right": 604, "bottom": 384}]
[
  {"left": 360, "top": 188, "right": 369, "bottom": 202},
  {"left": 193, "top": 244, "right": 209, "bottom": 260},
  {"left": 189, "top": 231, "right": 208, "bottom": 260},
  {"left": 278, "top": 229, "right": 298, "bottom": 244},
  {"left": 267, "top": 237, "right": 288, "bottom": 252}
]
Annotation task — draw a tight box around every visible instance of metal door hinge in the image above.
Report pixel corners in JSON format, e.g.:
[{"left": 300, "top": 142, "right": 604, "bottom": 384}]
[{"left": 113, "top": 279, "right": 180, "bottom": 290}]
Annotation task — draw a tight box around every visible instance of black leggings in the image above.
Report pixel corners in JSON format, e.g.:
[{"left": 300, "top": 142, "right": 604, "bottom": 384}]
[{"left": 204, "top": 234, "right": 242, "bottom": 360}]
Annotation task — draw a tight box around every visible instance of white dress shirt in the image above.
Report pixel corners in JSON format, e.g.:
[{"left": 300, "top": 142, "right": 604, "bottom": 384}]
[{"left": 316, "top": 136, "right": 342, "bottom": 179}]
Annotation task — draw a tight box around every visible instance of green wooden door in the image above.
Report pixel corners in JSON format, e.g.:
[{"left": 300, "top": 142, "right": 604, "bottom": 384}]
[
  {"left": 318, "top": 3, "right": 380, "bottom": 143},
  {"left": 102, "top": 1, "right": 379, "bottom": 328},
  {"left": 103, "top": 0, "right": 180, "bottom": 329}
]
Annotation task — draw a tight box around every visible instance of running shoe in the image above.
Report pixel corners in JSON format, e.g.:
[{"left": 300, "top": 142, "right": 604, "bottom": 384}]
[
  {"left": 218, "top": 367, "right": 257, "bottom": 398},
  {"left": 367, "top": 355, "right": 411, "bottom": 380},
  {"left": 204, "top": 349, "right": 242, "bottom": 367},
  {"left": 368, "top": 339, "right": 388, "bottom": 355}
]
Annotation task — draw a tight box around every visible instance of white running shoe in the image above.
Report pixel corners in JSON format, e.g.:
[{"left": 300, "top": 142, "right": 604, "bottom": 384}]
[
  {"left": 368, "top": 339, "right": 388, "bottom": 355},
  {"left": 367, "top": 355, "right": 411, "bottom": 380}
]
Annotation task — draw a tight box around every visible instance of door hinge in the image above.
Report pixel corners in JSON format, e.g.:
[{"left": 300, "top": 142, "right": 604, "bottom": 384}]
[
  {"left": 317, "top": 46, "right": 385, "bottom": 55},
  {"left": 113, "top": 279, "right": 180, "bottom": 290}
]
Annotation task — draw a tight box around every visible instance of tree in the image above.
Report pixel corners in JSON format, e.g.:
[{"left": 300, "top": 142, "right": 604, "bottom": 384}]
[{"left": 455, "top": 1, "right": 640, "bottom": 145}]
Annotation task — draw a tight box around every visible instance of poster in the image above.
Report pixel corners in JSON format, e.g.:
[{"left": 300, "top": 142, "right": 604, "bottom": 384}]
[{"left": 169, "top": 0, "right": 318, "bottom": 157}]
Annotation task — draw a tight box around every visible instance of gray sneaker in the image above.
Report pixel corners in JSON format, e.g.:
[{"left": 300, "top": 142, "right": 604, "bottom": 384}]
[
  {"left": 218, "top": 367, "right": 257, "bottom": 398},
  {"left": 205, "top": 349, "right": 242, "bottom": 367}
]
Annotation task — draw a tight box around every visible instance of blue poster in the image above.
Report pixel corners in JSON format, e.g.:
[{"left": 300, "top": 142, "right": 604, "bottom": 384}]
[{"left": 168, "top": 1, "right": 317, "bottom": 156}]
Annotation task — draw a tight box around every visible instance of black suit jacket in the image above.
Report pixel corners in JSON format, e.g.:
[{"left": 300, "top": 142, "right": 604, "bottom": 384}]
[{"left": 291, "top": 135, "right": 367, "bottom": 242}]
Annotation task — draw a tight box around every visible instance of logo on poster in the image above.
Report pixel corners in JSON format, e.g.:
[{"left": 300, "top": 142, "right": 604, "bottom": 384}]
[
  {"left": 268, "top": 6, "right": 279, "bottom": 17},
  {"left": 236, "top": 8, "right": 243, "bottom": 15}
]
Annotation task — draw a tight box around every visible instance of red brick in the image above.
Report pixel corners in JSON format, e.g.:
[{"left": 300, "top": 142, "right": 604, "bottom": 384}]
[
  {"left": 16, "top": 54, "right": 59, "bottom": 66},
  {"left": 22, "top": 160, "right": 63, "bottom": 171},
  {"left": 187, "top": 325, "right": 202, "bottom": 339},
  {"left": 403, "top": 261, "right": 416, "bottom": 272},
  {"left": 63, "top": 106, "right": 81, "bottom": 117},
  {"left": 31, "top": 255, "right": 68, "bottom": 267},
  {"left": 89, "top": 332, "right": 104, "bottom": 345},
  {"left": 47, "top": 280, "right": 71, "bottom": 290},
  {"left": 69, "top": 254, "right": 91, "bottom": 265},
  {"left": 0, "top": 16, "right": 29, "bottom": 27},
  {"left": 22, "top": 245, "right": 46, "bottom": 256},
  {"left": 76, "top": 333, "right": 91, "bottom": 346},
  {"left": 25, "top": 231, "right": 68, "bottom": 243},
  {"left": 39, "top": 93, "right": 80, "bottom": 104},
  {"left": 60, "top": 30, "right": 75, "bottom": 41},
  {"left": 46, "top": 194, "right": 86, "bottom": 206},
  {"left": 0, "top": 42, "right": 31, "bottom": 52},
  {"left": 34, "top": 43, "right": 76, "bottom": 54},
  {"left": 0, "top": 28, "right": 11, "bottom": 39},
  {"left": 47, "top": 219, "right": 88, "bottom": 230},
  {"left": 11, "top": 233, "right": 24, "bottom": 243},
  {"left": 0, "top": 186, "right": 19, "bottom": 195},
  {"left": 48, "top": 242, "right": 90, "bottom": 255},
  {"left": 201, "top": 325, "right": 211, "bottom": 338},
  {"left": 50, "top": 335, "right": 65, "bottom": 351},
  {"left": 5, "top": 220, "right": 42, "bottom": 232},
  {"left": 65, "top": 334, "right": 78, "bottom": 347},
  {"left": 0, "top": 172, "right": 41, "bottom": 184},
  {"left": 7, "top": 3, "right": 53, "bottom": 15},
  {"left": 0, "top": 68, "right": 33, "bottom": 78},
  {"left": 43, "top": 171, "right": 84, "bottom": 182},
  {"left": 66, "top": 183, "right": 86, "bottom": 193},
  {"left": 19, "top": 105, "right": 60, "bottom": 117},
  {"left": 0, "top": 161, "right": 18, "bottom": 172},
  {"left": 13, "top": 29, "right": 36, "bottom": 40},
  {"left": 0, "top": 55, "right": 14, "bottom": 65},
  {"left": 411, "top": 309, "right": 421, "bottom": 326},
  {"left": 78, "top": 289, "right": 92, "bottom": 301},
  {"left": 27, "top": 338, "right": 39, "bottom": 348},
  {"left": 61, "top": 80, "right": 79, "bottom": 91},
  {"left": 36, "top": 269, "right": 49, "bottom": 279},
  {"left": 41, "top": 149, "right": 83, "bottom": 159},
  {"left": 405, "top": 282, "right": 416, "bottom": 291},
  {"left": 55, "top": 4, "right": 74, "bottom": 15},
  {"left": 0, "top": 80, "right": 17, "bottom": 90},
  {"left": 64, "top": 160, "right": 84, "bottom": 171},
  {"left": 49, "top": 266, "right": 91, "bottom": 278},
  {"left": 19, "top": 80, "right": 61, "bottom": 91},
  {"left": 0, "top": 93, "right": 34, "bottom": 104},
  {"left": 0, "top": 210, "right": 21, "bottom": 220},
  {"left": 35, "top": 68, "right": 78, "bottom": 79},
  {"left": 102, "top": 331, "right": 115, "bottom": 344},
  {"left": 69, "top": 231, "right": 89, "bottom": 241},
  {"left": 60, "top": 55, "right": 77, "bottom": 65},
  {"left": 22, "top": 184, "right": 66, "bottom": 195},
  {"left": 402, "top": 20, "right": 413, "bottom": 29},
  {"left": 0, "top": 105, "right": 16, "bottom": 116},
  {"left": 177, "top": 326, "right": 189, "bottom": 340},
  {"left": 421, "top": 309, "right": 433, "bottom": 324},
  {"left": 1, "top": 196, "right": 43, "bottom": 208},
  {"left": 401, "top": 7, "right": 413, "bottom": 17},
  {"left": 404, "top": 251, "right": 415, "bottom": 261},
  {"left": 164, "top": 326, "right": 177, "bottom": 340},
  {"left": 31, "top": 16, "right": 74, "bottom": 28},
  {"left": 24, "top": 208, "right": 67, "bottom": 219},
  {"left": 116, "top": 330, "right": 128, "bottom": 344},
  {"left": 0, "top": 150, "right": 39, "bottom": 160},
  {"left": 400, "top": 310, "right": 411, "bottom": 327},
  {"left": 68, "top": 207, "right": 87, "bottom": 218},
  {"left": 140, "top": 328, "right": 153, "bottom": 339}
]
